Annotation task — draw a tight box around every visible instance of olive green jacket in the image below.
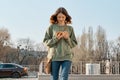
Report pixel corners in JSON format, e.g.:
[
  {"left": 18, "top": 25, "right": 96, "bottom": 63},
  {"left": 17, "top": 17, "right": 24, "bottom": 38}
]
[{"left": 43, "top": 24, "right": 77, "bottom": 61}]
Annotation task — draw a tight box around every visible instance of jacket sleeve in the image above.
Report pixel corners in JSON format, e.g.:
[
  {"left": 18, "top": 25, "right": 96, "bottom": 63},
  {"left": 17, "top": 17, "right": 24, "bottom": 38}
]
[
  {"left": 43, "top": 26, "right": 59, "bottom": 48},
  {"left": 66, "top": 27, "right": 77, "bottom": 48}
]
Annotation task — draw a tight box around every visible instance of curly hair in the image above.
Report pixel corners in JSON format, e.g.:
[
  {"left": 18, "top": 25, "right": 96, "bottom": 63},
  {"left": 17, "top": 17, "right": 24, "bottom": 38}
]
[{"left": 50, "top": 7, "right": 72, "bottom": 24}]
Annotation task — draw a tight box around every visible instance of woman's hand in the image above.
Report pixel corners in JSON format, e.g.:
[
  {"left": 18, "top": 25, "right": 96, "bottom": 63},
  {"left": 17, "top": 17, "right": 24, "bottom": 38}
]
[
  {"left": 56, "top": 31, "right": 63, "bottom": 40},
  {"left": 63, "top": 31, "right": 69, "bottom": 39},
  {"left": 56, "top": 31, "right": 69, "bottom": 40}
]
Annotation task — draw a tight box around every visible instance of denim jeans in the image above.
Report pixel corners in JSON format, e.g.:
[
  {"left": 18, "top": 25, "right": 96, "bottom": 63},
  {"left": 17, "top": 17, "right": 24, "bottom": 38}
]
[{"left": 51, "top": 60, "right": 71, "bottom": 80}]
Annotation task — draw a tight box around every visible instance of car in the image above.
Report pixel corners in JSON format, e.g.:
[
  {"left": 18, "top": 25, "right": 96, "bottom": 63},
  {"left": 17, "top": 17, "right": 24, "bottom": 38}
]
[{"left": 0, "top": 63, "right": 28, "bottom": 78}]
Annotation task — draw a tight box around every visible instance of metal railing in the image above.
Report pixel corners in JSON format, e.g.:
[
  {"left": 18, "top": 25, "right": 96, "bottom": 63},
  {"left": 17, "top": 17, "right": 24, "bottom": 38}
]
[
  {"left": 37, "top": 61, "right": 120, "bottom": 80},
  {"left": 20, "top": 61, "right": 120, "bottom": 77},
  {"left": 39, "top": 61, "right": 120, "bottom": 75}
]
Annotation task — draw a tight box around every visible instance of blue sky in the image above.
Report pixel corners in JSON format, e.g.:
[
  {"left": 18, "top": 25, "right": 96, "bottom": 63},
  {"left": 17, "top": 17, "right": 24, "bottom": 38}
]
[{"left": 0, "top": 0, "right": 120, "bottom": 43}]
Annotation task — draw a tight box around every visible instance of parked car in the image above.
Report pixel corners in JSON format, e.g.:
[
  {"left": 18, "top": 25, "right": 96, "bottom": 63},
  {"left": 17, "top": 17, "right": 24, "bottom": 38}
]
[{"left": 0, "top": 63, "right": 28, "bottom": 78}]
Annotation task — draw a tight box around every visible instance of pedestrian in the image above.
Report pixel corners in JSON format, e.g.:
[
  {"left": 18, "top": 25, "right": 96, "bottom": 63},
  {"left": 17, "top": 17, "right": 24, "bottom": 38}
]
[{"left": 43, "top": 7, "right": 77, "bottom": 80}]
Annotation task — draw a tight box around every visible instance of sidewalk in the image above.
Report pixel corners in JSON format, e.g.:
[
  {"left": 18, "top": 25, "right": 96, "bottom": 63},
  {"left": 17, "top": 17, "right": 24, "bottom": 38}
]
[
  {"left": 0, "top": 78, "right": 38, "bottom": 80},
  {"left": 38, "top": 74, "right": 120, "bottom": 80}
]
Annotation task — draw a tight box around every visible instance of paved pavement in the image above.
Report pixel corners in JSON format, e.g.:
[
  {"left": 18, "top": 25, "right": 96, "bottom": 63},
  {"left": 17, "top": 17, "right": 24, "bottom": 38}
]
[
  {"left": 0, "top": 76, "right": 38, "bottom": 80},
  {"left": 0, "top": 78, "right": 38, "bottom": 80},
  {"left": 38, "top": 74, "right": 120, "bottom": 80},
  {"left": 1, "top": 74, "right": 120, "bottom": 80}
]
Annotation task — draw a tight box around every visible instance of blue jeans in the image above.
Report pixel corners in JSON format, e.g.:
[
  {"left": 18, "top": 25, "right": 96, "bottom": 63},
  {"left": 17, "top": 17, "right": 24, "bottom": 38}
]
[{"left": 51, "top": 60, "right": 71, "bottom": 80}]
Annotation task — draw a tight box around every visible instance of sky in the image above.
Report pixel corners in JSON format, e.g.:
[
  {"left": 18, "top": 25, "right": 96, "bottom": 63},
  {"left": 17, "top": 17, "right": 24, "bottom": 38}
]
[{"left": 0, "top": 0, "right": 120, "bottom": 43}]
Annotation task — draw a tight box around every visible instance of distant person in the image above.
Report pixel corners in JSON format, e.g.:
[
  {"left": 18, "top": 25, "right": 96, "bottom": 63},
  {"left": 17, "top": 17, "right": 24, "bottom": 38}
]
[{"left": 43, "top": 7, "right": 77, "bottom": 80}]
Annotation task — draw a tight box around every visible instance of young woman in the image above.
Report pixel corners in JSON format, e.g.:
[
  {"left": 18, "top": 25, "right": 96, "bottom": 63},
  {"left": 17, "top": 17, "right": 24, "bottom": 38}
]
[{"left": 43, "top": 7, "right": 77, "bottom": 80}]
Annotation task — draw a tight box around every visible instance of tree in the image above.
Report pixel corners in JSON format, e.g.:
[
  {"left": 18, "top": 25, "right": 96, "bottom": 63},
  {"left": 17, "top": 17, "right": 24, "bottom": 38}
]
[
  {"left": 94, "top": 26, "right": 108, "bottom": 60},
  {"left": 73, "top": 26, "right": 109, "bottom": 62},
  {"left": 87, "top": 27, "right": 94, "bottom": 61},
  {"left": 0, "top": 28, "right": 10, "bottom": 62},
  {"left": 110, "top": 37, "right": 120, "bottom": 61},
  {"left": 35, "top": 43, "right": 47, "bottom": 51},
  {"left": 72, "top": 27, "right": 88, "bottom": 62},
  {"left": 16, "top": 38, "right": 35, "bottom": 64}
]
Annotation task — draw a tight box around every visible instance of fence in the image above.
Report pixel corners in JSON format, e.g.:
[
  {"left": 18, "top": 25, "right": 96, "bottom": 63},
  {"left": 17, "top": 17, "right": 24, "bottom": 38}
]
[
  {"left": 21, "top": 61, "right": 120, "bottom": 79},
  {"left": 39, "top": 61, "right": 120, "bottom": 75}
]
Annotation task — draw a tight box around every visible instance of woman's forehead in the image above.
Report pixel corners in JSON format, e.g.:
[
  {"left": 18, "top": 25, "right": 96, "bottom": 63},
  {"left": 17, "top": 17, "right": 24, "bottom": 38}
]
[{"left": 57, "top": 13, "right": 66, "bottom": 17}]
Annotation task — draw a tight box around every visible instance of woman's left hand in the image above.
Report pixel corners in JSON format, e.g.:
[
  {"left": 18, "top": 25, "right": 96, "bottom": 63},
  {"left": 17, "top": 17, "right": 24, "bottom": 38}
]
[{"left": 63, "top": 31, "right": 69, "bottom": 39}]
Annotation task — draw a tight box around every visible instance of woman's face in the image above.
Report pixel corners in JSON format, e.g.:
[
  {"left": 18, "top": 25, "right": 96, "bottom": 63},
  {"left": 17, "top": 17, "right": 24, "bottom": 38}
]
[{"left": 57, "top": 13, "right": 66, "bottom": 24}]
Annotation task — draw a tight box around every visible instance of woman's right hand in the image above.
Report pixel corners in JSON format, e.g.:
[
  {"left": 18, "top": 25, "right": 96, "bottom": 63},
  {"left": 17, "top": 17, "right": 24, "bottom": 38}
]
[{"left": 56, "top": 31, "right": 63, "bottom": 40}]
